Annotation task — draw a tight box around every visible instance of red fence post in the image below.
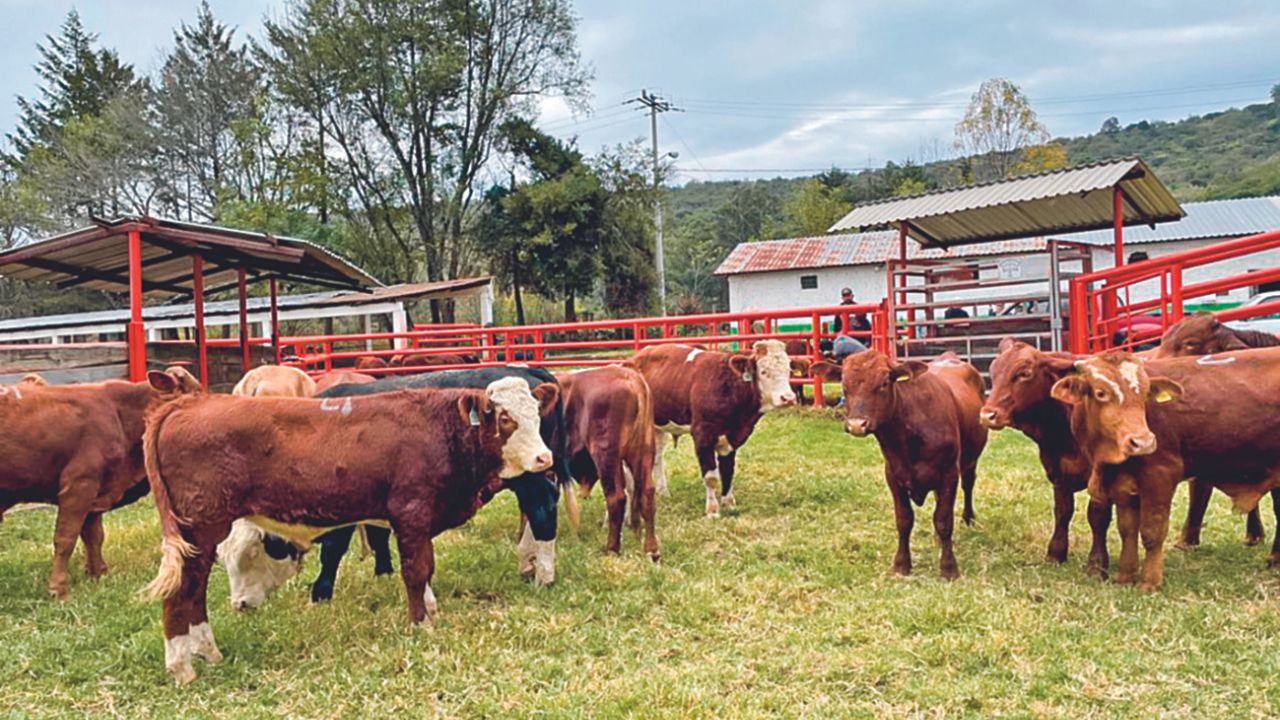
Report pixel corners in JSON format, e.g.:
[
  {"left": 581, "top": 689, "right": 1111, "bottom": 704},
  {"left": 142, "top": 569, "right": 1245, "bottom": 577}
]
[
  {"left": 1170, "top": 264, "right": 1184, "bottom": 323},
  {"left": 192, "top": 254, "right": 208, "bottom": 388},
  {"left": 810, "top": 311, "right": 823, "bottom": 406},
  {"left": 126, "top": 229, "right": 146, "bottom": 382},
  {"left": 237, "top": 268, "right": 250, "bottom": 373},
  {"left": 269, "top": 278, "right": 281, "bottom": 364}
]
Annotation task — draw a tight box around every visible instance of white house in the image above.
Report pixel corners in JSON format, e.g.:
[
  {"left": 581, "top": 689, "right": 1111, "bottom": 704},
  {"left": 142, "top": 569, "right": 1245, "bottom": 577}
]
[{"left": 715, "top": 196, "right": 1280, "bottom": 314}]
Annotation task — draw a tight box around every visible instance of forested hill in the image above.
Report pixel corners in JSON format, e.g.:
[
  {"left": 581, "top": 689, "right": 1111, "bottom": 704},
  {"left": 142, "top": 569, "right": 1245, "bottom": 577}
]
[{"left": 660, "top": 100, "right": 1280, "bottom": 312}]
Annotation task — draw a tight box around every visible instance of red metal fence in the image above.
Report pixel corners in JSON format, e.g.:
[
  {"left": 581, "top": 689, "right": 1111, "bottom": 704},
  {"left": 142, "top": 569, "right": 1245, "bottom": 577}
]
[
  {"left": 277, "top": 304, "right": 890, "bottom": 405},
  {"left": 1068, "top": 229, "right": 1280, "bottom": 354}
]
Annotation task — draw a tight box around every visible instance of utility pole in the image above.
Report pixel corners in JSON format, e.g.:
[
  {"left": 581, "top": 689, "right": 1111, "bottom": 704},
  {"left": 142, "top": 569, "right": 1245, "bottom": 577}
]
[{"left": 628, "top": 90, "right": 682, "bottom": 315}]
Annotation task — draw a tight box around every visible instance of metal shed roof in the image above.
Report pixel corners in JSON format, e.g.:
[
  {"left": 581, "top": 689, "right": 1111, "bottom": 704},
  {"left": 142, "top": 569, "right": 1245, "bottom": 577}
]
[
  {"left": 714, "top": 232, "right": 1047, "bottom": 276},
  {"left": 828, "top": 157, "right": 1184, "bottom": 248},
  {"left": 1056, "top": 195, "right": 1280, "bottom": 246},
  {"left": 0, "top": 216, "right": 381, "bottom": 298}
]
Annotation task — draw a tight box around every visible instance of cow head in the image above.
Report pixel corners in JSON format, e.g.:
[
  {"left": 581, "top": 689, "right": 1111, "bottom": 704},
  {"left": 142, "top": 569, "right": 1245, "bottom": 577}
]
[
  {"left": 1050, "top": 354, "right": 1183, "bottom": 465},
  {"left": 981, "top": 338, "right": 1076, "bottom": 429},
  {"left": 729, "top": 340, "right": 796, "bottom": 410},
  {"left": 466, "top": 377, "right": 557, "bottom": 479},
  {"left": 1154, "top": 312, "right": 1248, "bottom": 358},
  {"left": 216, "top": 520, "right": 304, "bottom": 611},
  {"left": 147, "top": 366, "right": 204, "bottom": 396},
  {"left": 823, "top": 350, "right": 927, "bottom": 437}
]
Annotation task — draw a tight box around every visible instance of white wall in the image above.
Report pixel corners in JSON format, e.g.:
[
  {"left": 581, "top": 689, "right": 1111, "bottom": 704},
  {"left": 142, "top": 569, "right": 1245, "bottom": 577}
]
[{"left": 725, "top": 238, "right": 1280, "bottom": 314}]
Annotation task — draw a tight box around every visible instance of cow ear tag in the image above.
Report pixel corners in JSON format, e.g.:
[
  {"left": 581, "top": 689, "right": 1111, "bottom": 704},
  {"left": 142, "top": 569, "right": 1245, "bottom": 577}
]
[
  {"left": 742, "top": 370, "right": 753, "bottom": 382},
  {"left": 895, "top": 374, "right": 911, "bottom": 383},
  {"left": 1153, "top": 390, "right": 1175, "bottom": 403},
  {"left": 469, "top": 407, "right": 481, "bottom": 426}
]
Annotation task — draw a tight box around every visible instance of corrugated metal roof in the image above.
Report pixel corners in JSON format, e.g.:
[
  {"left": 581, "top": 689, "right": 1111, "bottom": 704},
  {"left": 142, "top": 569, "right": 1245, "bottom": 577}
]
[
  {"left": 717, "top": 195, "right": 1280, "bottom": 276},
  {"left": 828, "top": 157, "right": 1184, "bottom": 248},
  {"left": 714, "top": 231, "right": 1046, "bottom": 276},
  {"left": 1056, "top": 195, "right": 1280, "bottom": 246}
]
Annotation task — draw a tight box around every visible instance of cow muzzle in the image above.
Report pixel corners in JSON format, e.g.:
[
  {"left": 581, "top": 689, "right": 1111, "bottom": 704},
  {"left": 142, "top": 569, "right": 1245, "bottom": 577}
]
[
  {"left": 1122, "top": 432, "right": 1158, "bottom": 457},
  {"left": 776, "top": 391, "right": 797, "bottom": 407},
  {"left": 979, "top": 408, "right": 1006, "bottom": 430},
  {"left": 845, "top": 418, "right": 870, "bottom": 437},
  {"left": 531, "top": 451, "right": 554, "bottom": 473}
]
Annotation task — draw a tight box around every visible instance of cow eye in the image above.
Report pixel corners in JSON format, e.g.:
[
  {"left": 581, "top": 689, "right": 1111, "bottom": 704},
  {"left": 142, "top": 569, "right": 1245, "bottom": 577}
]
[
  {"left": 1093, "top": 389, "right": 1108, "bottom": 402},
  {"left": 498, "top": 411, "right": 517, "bottom": 432},
  {"left": 1017, "top": 369, "right": 1033, "bottom": 381}
]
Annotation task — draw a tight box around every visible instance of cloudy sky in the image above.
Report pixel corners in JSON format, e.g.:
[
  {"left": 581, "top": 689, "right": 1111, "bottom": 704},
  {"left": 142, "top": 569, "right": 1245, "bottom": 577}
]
[{"left": 2, "top": 0, "right": 1277, "bottom": 184}]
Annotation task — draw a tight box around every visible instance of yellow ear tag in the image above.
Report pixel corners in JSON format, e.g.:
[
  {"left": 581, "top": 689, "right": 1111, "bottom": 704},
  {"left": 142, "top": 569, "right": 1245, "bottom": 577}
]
[
  {"left": 1153, "top": 390, "right": 1174, "bottom": 403},
  {"left": 895, "top": 374, "right": 911, "bottom": 383}
]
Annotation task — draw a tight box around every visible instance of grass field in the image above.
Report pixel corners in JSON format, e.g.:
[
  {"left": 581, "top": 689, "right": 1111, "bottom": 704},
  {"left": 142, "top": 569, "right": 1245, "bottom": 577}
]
[{"left": 3, "top": 407, "right": 1280, "bottom": 718}]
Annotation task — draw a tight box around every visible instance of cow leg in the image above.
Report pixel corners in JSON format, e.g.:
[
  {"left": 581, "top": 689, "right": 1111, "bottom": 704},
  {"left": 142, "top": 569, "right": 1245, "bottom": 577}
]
[
  {"left": 162, "top": 524, "right": 225, "bottom": 685},
  {"left": 1137, "top": 483, "right": 1174, "bottom": 593},
  {"left": 934, "top": 477, "right": 960, "bottom": 581},
  {"left": 367, "top": 525, "right": 394, "bottom": 576},
  {"left": 396, "top": 532, "right": 437, "bottom": 626},
  {"left": 516, "top": 519, "right": 556, "bottom": 586},
  {"left": 597, "top": 447, "right": 626, "bottom": 555},
  {"left": 1085, "top": 499, "right": 1112, "bottom": 579},
  {"left": 187, "top": 525, "right": 228, "bottom": 665},
  {"left": 652, "top": 432, "right": 670, "bottom": 497},
  {"left": 311, "top": 525, "right": 356, "bottom": 604},
  {"left": 1245, "top": 507, "right": 1265, "bottom": 547},
  {"left": 888, "top": 478, "right": 913, "bottom": 577},
  {"left": 49, "top": 479, "right": 95, "bottom": 599},
  {"left": 1177, "top": 478, "right": 1212, "bottom": 549},
  {"left": 1268, "top": 489, "right": 1280, "bottom": 568},
  {"left": 694, "top": 440, "right": 721, "bottom": 519},
  {"left": 633, "top": 459, "right": 660, "bottom": 563},
  {"left": 1046, "top": 483, "right": 1074, "bottom": 564},
  {"left": 1114, "top": 495, "right": 1140, "bottom": 586},
  {"left": 80, "top": 512, "right": 107, "bottom": 579},
  {"left": 960, "top": 463, "right": 977, "bottom": 526},
  {"left": 717, "top": 446, "right": 738, "bottom": 511}
]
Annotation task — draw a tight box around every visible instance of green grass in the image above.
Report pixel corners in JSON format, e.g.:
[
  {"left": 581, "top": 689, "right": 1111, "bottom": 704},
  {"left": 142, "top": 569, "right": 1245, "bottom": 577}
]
[{"left": 4, "top": 409, "right": 1280, "bottom": 718}]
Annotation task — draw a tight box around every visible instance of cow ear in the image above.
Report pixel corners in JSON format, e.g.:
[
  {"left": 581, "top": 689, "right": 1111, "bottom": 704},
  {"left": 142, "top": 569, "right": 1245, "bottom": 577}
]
[
  {"left": 790, "top": 358, "right": 813, "bottom": 376},
  {"left": 889, "top": 360, "right": 928, "bottom": 384},
  {"left": 1050, "top": 376, "right": 1089, "bottom": 405},
  {"left": 532, "top": 383, "right": 559, "bottom": 417},
  {"left": 456, "top": 394, "right": 492, "bottom": 428},
  {"left": 811, "top": 361, "right": 843, "bottom": 383},
  {"left": 728, "top": 355, "right": 753, "bottom": 380},
  {"left": 752, "top": 341, "right": 770, "bottom": 358},
  {"left": 147, "top": 370, "right": 178, "bottom": 393},
  {"left": 998, "top": 337, "right": 1017, "bottom": 353},
  {"left": 1044, "top": 354, "right": 1077, "bottom": 375},
  {"left": 1148, "top": 377, "right": 1183, "bottom": 404}
]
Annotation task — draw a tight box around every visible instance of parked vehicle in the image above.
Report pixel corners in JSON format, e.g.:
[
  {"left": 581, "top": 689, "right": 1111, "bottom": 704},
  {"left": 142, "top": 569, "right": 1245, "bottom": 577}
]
[{"left": 1229, "top": 291, "right": 1280, "bottom": 336}]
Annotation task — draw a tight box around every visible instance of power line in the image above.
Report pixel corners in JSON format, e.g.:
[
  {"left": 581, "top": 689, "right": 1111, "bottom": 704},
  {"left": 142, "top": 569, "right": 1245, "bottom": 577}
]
[{"left": 624, "top": 90, "right": 683, "bottom": 315}]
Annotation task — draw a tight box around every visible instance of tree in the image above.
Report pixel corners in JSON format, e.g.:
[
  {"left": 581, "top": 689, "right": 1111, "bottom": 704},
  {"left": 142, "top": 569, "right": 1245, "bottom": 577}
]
[
  {"left": 782, "top": 179, "right": 852, "bottom": 236},
  {"left": 954, "top": 78, "right": 1049, "bottom": 182},
  {"left": 665, "top": 211, "right": 723, "bottom": 313},
  {"left": 714, "top": 182, "right": 780, "bottom": 247},
  {"left": 1010, "top": 142, "right": 1068, "bottom": 177},
  {"left": 8, "top": 10, "right": 137, "bottom": 166},
  {"left": 1100, "top": 116, "right": 1121, "bottom": 134},
  {"left": 893, "top": 177, "right": 928, "bottom": 196},
  {"left": 593, "top": 142, "right": 657, "bottom": 316},
  {"left": 263, "top": 0, "right": 590, "bottom": 321},
  {"left": 153, "top": 1, "right": 266, "bottom": 220}
]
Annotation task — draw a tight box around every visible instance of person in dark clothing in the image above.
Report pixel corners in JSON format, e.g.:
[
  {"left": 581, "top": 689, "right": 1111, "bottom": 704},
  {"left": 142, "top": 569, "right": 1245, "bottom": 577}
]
[{"left": 832, "top": 287, "right": 872, "bottom": 334}]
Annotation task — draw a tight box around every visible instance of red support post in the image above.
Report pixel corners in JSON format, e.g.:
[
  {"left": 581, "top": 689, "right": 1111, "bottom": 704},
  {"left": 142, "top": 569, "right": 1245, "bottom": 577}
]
[
  {"left": 126, "top": 229, "right": 146, "bottom": 382},
  {"left": 1170, "top": 264, "right": 1184, "bottom": 323},
  {"left": 192, "top": 254, "right": 208, "bottom": 388},
  {"left": 237, "top": 269, "right": 250, "bottom": 373},
  {"left": 810, "top": 311, "right": 823, "bottom": 407},
  {"left": 269, "top": 278, "right": 281, "bottom": 364}
]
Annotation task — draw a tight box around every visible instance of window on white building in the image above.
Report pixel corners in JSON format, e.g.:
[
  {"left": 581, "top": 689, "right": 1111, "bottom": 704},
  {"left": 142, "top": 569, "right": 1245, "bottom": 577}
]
[{"left": 800, "top": 274, "right": 818, "bottom": 290}]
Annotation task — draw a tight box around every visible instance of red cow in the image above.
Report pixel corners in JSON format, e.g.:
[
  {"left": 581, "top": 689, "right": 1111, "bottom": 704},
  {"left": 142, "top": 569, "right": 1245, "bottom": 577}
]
[
  {"left": 142, "top": 377, "right": 557, "bottom": 684},
  {"left": 1053, "top": 349, "right": 1280, "bottom": 590},
  {"left": 353, "top": 356, "right": 388, "bottom": 371},
  {"left": 0, "top": 368, "right": 201, "bottom": 598},
  {"left": 312, "top": 371, "right": 377, "bottom": 395},
  {"left": 557, "top": 366, "right": 659, "bottom": 561},
  {"left": 628, "top": 340, "right": 797, "bottom": 518},
  {"left": 817, "top": 351, "right": 986, "bottom": 579}
]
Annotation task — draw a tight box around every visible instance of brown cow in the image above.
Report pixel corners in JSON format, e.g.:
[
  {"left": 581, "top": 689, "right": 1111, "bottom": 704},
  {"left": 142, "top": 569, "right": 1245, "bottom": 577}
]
[
  {"left": 142, "top": 377, "right": 558, "bottom": 685},
  {"left": 628, "top": 340, "right": 797, "bottom": 518},
  {"left": 231, "top": 365, "right": 316, "bottom": 398},
  {"left": 1154, "top": 311, "right": 1280, "bottom": 359},
  {"left": 0, "top": 367, "right": 201, "bottom": 598},
  {"left": 1053, "top": 349, "right": 1280, "bottom": 590},
  {"left": 556, "top": 366, "right": 659, "bottom": 561},
  {"left": 391, "top": 352, "right": 480, "bottom": 368},
  {"left": 817, "top": 351, "right": 986, "bottom": 579},
  {"left": 312, "top": 371, "right": 377, "bottom": 395},
  {"left": 353, "top": 356, "right": 388, "bottom": 371}
]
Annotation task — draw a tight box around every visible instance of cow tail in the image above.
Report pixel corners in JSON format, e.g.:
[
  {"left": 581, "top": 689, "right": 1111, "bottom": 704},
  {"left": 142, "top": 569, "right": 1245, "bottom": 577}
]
[
  {"left": 551, "top": 398, "right": 581, "bottom": 532},
  {"left": 141, "top": 400, "right": 197, "bottom": 601}
]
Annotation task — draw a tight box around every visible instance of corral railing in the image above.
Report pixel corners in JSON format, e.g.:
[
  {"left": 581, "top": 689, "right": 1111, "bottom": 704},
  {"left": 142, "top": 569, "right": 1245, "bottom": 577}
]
[
  {"left": 1068, "top": 229, "right": 1280, "bottom": 354},
  {"left": 277, "top": 304, "right": 890, "bottom": 406}
]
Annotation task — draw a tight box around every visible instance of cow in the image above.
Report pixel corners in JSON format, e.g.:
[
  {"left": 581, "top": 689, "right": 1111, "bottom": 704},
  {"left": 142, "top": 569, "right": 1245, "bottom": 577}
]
[
  {"left": 1154, "top": 311, "right": 1280, "bottom": 359},
  {"left": 0, "top": 367, "right": 200, "bottom": 598},
  {"left": 391, "top": 352, "right": 481, "bottom": 368},
  {"left": 984, "top": 340, "right": 1265, "bottom": 574},
  {"left": 353, "top": 356, "right": 388, "bottom": 371},
  {"left": 142, "top": 376, "right": 558, "bottom": 685},
  {"left": 217, "top": 365, "right": 319, "bottom": 611},
  {"left": 556, "top": 366, "right": 659, "bottom": 561},
  {"left": 19, "top": 373, "right": 48, "bottom": 387},
  {"left": 1053, "top": 349, "right": 1280, "bottom": 591},
  {"left": 312, "top": 371, "right": 377, "bottom": 395},
  {"left": 816, "top": 351, "right": 986, "bottom": 579},
  {"left": 215, "top": 366, "right": 575, "bottom": 607},
  {"left": 628, "top": 340, "right": 798, "bottom": 518},
  {"left": 230, "top": 364, "right": 316, "bottom": 398}
]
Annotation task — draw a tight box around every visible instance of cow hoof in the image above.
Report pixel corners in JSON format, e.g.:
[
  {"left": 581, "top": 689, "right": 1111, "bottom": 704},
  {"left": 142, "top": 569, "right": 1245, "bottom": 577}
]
[
  {"left": 720, "top": 493, "right": 737, "bottom": 510},
  {"left": 891, "top": 566, "right": 911, "bottom": 578},
  {"left": 1045, "top": 550, "right": 1068, "bottom": 565},
  {"left": 170, "top": 664, "right": 197, "bottom": 687},
  {"left": 1086, "top": 564, "right": 1108, "bottom": 581},
  {"left": 648, "top": 551, "right": 661, "bottom": 564},
  {"left": 1267, "top": 555, "right": 1280, "bottom": 569},
  {"left": 1114, "top": 572, "right": 1135, "bottom": 586},
  {"left": 962, "top": 514, "right": 975, "bottom": 527},
  {"left": 1136, "top": 581, "right": 1160, "bottom": 593},
  {"left": 1174, "top": 539, "right": 1198, "bottom": 551},
  {"left": 1245, "top": 534, "right": 1264, "bottom": 547},
  {"left": 84, "top": 562, "right": 108, "bottom": 579},
  {"left": 47, "top": 584, "right": 69, "bottom": 601}
]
